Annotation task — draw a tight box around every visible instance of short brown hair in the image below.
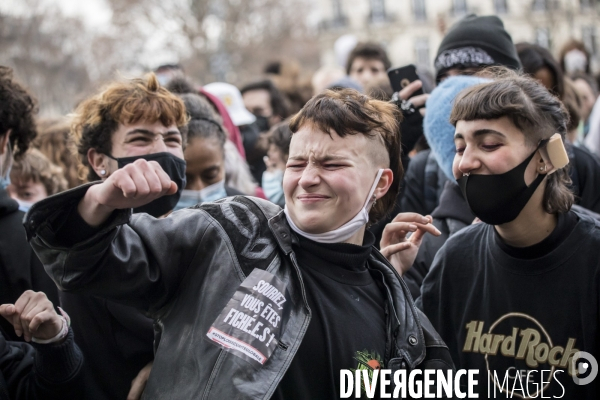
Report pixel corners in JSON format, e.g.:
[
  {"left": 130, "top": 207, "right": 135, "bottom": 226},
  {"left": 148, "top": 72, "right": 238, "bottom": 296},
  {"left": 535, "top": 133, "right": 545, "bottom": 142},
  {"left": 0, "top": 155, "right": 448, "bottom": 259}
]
[
  {"left": 346, "top": 42, "right": 391, "bottom": 75},
  {"left": 450, "top": 67, "right": 574, "bottom": 214},
  {"left": 10, "top": 148, "right": 68, "bottom": 195},
  {"left": 72, "top": 73, "right": 189, "bottom": 181},
  {"left": 289, "top": 89, "right": 402, "bottom": 224}
]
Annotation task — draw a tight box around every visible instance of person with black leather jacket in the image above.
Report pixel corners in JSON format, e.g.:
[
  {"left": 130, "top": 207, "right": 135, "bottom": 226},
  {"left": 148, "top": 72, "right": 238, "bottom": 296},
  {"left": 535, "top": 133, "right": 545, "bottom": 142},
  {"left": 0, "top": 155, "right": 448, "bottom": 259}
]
[
  {"left": 25, "top": 88, "right": 454, "bottom": 399},
  {"left": 47, "top": 73, "right": 190, "bottom": 400}
]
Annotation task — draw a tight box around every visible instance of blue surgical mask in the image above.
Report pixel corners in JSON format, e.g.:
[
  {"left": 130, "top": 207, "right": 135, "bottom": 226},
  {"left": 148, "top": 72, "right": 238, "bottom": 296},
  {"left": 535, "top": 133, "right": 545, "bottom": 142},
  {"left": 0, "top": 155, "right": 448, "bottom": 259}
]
[
  {"left": 174, "top": 180, "right": 228, "bottom": 211},
  {"left": 262, "top": 169, "right": 284, "bottom": 205},
  {"left": 16, "top": 199, "right": 34, "bottom": 213}
]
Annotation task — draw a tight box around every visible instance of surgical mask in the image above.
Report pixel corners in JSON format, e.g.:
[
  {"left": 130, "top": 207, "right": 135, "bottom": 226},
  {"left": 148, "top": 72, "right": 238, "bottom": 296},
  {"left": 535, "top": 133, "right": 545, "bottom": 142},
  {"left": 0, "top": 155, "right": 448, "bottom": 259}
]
[
  {"left": 198, "top": 179, "right": 227, "bottom": 202},
  {"left": 174, "top": 180, "right": 227, "bottom": 210},
  {"left": 262, "top": 169, "right": 285, "bottom": 205},
  {"left": 107, "top": 152, "right": 186, "bottom": 217},
  {"left": 564, "top": 49, "right": 587, "bottom": 74},
  {"left": 284, "top": 169, "right": 384, "bottom": 243},
  {"left": 0, "top": 141, "right": 13, "bottom": 190},
  {"left": 16, "top": 199, "right": 34, "bottom": 213},
  {"left": 456, "top": 144, "right": 546, "bottom": 225},
  {"left": 175, "top": 189, "right": 201, "bottom": 211}
]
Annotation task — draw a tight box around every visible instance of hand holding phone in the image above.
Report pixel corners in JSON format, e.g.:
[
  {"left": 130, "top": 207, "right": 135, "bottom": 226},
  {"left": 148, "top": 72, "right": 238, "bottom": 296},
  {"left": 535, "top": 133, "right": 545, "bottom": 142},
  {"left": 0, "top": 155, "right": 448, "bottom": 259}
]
[{"left": 388, "top": 64, "right": 424, "bottom": 96}]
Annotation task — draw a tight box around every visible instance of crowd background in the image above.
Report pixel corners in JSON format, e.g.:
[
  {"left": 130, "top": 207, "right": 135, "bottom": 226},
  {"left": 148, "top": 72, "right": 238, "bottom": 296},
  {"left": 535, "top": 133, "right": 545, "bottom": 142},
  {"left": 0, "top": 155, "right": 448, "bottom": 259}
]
[{"left": 2, "top": 0, "right": 599, "bottom": 117}]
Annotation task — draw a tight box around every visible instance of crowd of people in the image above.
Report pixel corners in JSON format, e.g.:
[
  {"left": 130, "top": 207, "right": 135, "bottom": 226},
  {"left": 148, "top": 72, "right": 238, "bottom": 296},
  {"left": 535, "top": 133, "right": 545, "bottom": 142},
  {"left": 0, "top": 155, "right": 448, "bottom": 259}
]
[{"left": 1, "top": 12, "right": 600, "bottom": 400}]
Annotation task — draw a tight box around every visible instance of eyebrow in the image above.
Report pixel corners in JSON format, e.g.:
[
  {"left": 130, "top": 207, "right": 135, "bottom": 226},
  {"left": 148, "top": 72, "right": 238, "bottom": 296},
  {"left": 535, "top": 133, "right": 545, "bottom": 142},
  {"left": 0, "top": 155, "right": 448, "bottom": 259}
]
[
  {"left": 126, "top": 128, "right": 181, "bottom": 137},
  {"left": 287, "top": 155, "right": 348, "bottom": 162},
  {"left": 454, "top": 129, "right": 506, "bottom": 140}
]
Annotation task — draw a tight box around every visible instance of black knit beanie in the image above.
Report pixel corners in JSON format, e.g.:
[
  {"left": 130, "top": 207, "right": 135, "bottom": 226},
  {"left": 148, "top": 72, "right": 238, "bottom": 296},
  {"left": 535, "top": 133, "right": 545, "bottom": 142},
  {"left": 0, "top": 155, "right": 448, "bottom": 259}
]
[{"left": 434, "top": 14, "right": 521, "bottom": 82}]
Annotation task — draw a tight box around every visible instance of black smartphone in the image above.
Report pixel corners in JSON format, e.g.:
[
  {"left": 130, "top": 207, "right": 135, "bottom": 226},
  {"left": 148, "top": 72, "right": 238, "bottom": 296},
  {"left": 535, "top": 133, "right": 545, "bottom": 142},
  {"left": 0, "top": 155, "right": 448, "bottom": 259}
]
[{"left": 387, "top": 64, "right": 424, "bottom": 96}]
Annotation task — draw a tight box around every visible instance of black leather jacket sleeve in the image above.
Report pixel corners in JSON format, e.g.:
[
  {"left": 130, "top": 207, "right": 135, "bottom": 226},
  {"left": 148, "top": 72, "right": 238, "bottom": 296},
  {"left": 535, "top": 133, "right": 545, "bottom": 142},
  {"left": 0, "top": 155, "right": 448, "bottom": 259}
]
[{"left": 25, "top": 184, "right": 213, "bottom": 316}]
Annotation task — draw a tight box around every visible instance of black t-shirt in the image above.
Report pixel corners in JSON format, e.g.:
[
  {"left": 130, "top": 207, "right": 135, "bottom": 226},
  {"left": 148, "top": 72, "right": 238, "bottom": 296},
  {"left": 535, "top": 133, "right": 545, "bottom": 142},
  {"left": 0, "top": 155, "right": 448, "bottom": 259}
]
[
  {"left": 272, "top": 231, "right": 387, "bottom": 399},
  {"left": 419, "top": 211, "right": 600, "bottom": 399}
]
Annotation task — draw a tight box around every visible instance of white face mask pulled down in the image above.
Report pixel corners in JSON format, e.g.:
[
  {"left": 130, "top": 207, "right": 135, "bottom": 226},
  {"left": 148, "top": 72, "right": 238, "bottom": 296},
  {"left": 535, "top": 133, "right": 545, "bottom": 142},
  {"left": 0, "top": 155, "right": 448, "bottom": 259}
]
[{"left": 284, "top": 169, "right": 384, "bottom": 244}]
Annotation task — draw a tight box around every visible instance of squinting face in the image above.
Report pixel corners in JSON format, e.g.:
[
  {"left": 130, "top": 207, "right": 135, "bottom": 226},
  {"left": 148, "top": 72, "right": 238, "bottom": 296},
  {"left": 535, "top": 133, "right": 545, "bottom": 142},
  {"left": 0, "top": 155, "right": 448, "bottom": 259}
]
[
  {"left": 349, "top": 58, "right": 387, "bottom": 88},
  {"left": 184, "top": 137, "right": 225, "bottom": 190},
  {"left": 7, "top": 178, "right": 48, "bottom": 203},
  {"left": 111, "top": 121, "right": 184, "bottom": 159},
  {"left": 103, "top": 121, "right": 185, "bottom": 178},
  {"left": 283, "top": 125, "right": 387, "bottom": 234},
  {"left": 453, "top": 117, "right": 539, "bottom": 184}
]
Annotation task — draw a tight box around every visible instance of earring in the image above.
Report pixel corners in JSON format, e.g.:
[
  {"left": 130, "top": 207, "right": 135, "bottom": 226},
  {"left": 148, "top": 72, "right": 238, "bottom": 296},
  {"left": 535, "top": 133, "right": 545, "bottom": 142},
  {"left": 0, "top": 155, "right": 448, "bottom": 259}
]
[
  {"left": 372, "top": 194, "right": 377, "bottom": 206},
  {"left": 539, "top": 165, "right": 547, "bottom": 172},
  {"left": 100, "top": 169, "right": 106, "bottom": 176}
]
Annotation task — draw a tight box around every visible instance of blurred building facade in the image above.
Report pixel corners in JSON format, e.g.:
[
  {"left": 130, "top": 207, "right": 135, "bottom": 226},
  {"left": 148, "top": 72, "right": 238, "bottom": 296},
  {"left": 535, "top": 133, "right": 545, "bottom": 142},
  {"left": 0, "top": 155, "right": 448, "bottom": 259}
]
[{"left": 316, "top": 0, "right": 600, "bottom": 73}]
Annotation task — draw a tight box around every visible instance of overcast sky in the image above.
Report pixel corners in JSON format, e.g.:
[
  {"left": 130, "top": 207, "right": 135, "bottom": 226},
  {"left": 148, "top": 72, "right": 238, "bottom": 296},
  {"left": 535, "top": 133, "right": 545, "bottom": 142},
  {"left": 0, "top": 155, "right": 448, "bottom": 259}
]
[{"left": 1, "top": 0, "right": 112, "bottom": 28}]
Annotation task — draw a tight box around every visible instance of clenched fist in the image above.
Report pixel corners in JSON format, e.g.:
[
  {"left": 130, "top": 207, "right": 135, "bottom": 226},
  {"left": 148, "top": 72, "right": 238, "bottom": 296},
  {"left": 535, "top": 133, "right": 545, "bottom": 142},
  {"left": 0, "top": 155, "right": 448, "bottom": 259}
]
[
  {"left": 0, "top": 290, "right": 63, "bottom": 342},
  {"left": 79, "top": 159, "right": 177, "bottom": 226}
]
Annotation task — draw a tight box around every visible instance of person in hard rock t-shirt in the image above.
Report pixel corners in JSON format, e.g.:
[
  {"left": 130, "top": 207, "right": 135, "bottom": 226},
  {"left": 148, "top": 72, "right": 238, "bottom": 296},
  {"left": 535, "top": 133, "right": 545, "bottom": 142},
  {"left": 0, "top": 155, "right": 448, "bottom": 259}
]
[{"left": 418, "top": 69, "right": 600, "bottom": 399}]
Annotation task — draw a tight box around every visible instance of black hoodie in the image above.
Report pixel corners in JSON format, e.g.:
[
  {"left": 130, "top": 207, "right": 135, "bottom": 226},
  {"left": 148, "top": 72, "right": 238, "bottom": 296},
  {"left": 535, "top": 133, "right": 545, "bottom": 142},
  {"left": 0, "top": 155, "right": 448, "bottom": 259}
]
[{"left": 0, "top": 189, "right": 58, "bottom": 341}]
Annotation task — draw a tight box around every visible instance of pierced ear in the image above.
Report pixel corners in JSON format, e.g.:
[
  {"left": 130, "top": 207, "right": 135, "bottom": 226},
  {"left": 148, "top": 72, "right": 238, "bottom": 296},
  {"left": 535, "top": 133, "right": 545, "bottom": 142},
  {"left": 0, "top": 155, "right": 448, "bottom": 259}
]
[
  {"left": 534, "top": 150, "right": 551, "bottom": 175},
  {"left": 88, "top": 148, "right": 111, "bottom": 179}
]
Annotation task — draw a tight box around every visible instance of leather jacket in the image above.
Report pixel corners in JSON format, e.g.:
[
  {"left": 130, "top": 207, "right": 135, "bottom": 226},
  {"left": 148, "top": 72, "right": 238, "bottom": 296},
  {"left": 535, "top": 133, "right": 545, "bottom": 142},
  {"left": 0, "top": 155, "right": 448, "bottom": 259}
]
[{"left": 24, "top": 183, "right": 454, "bottom": 399}]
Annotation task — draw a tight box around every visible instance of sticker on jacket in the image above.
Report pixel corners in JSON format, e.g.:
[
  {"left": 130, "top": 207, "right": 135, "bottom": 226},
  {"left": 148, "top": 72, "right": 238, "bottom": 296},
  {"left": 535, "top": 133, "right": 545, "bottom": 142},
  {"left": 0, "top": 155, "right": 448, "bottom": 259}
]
[{"left": 206, "top": 269, "right": 288, "bottom": 365}]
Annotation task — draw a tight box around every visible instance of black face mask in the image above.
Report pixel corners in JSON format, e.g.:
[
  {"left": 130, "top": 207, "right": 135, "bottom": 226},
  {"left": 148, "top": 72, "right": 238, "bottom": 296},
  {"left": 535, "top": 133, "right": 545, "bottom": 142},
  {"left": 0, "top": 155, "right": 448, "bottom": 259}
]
[
  {"left": 456, "top": 143, "right": 546, "bottom": 225},
  {"left": 107, "top": 152, "right": 186, "bottom": 217},
  {"left": 253, "top": 115, "right": 270, "bottom": 133}
]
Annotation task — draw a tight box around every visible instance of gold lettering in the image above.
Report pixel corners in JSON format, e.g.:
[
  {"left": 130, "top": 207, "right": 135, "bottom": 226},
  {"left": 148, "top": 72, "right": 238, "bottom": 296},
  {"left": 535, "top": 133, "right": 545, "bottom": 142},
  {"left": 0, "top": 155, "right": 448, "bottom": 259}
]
[
  {"left": 501, "top": 328, "right": 518, "bottom": 356},
  {"left": 560, "top": 338, "right": 578, "bottom": 375},
  {"left": 517, "top": 328, "right": 541, "bottom": 368},
  {"left": 463, "top": 321, "right": 483, "bottom": 352},
  {"left": 548, "top": 346, "right": 563, "bottom": 366},
  {"left": 534, "top": 343, "right": 549, "bottom": 364},
  {"left": 480, "top": 333, "right": 493, "bottom": 353},
  {"left": 490, "top": 334, "right": 505, "bottom": 355}
]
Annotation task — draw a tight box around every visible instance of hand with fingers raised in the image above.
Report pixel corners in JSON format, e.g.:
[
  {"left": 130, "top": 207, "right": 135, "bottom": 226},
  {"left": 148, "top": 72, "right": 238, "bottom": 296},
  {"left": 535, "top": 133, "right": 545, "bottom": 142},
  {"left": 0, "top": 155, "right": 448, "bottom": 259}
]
[
  {"left": 380, "top": 213, "right": 441, "bottom": 277},
  {"left": 79, "top": 158, "right": 178, "bottom": 227},
  {"left": 0, "top": 290, "right": 64, "bottom": 343}
]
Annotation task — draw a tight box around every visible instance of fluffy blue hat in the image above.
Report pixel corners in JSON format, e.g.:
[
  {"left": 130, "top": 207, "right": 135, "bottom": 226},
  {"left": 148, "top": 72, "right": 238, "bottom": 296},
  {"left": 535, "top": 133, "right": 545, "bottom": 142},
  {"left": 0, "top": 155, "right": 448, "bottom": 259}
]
[{"left": 423, "top": 75, "right": 489, "bottom": 181}]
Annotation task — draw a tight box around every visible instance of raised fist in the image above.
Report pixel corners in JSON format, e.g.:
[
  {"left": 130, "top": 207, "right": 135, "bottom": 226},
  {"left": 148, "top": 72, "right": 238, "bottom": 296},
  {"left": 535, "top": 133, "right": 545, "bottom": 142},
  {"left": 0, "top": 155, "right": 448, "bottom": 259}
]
[
  {"left": 79, "top": 158, "right": 178, "bottom": 226},
  {"left": 91, "top": 158, "right": 177, "bottom": 210}
]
